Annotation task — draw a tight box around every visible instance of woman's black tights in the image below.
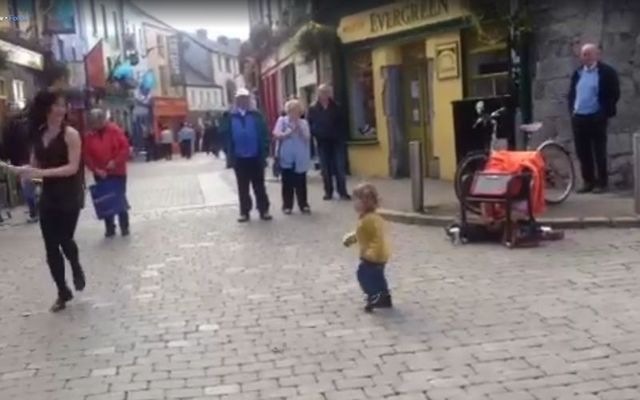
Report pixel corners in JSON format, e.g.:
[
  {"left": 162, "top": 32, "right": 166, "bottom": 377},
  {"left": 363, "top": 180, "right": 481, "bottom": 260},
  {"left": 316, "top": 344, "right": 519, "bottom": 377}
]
[{"left": 39, "top": 208, "right": 83, "bottom": 298}]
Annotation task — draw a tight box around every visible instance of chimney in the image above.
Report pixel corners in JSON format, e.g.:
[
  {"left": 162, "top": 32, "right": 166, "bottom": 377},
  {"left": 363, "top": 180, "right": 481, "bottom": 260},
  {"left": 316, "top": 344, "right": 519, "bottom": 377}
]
[{"left": 196, "top": 29, "right": 208, "bottom": 40}]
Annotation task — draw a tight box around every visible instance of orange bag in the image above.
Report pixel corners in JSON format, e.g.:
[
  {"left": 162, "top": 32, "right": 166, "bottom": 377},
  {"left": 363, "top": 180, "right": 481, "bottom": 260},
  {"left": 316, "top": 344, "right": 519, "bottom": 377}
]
[{"left": 481, "top": 151, "right": 546, "bottom": 219}]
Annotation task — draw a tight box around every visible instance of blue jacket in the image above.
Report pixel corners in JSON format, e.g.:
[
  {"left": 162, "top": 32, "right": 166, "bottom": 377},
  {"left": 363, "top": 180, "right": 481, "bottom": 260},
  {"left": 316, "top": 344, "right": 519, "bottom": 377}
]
[{"left": 220, "top": 108, "right": 270, "bottom": 168}]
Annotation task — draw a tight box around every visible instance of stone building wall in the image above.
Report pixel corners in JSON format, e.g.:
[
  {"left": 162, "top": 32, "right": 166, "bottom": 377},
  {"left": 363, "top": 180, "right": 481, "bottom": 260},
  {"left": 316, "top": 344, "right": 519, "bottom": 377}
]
[{"left": 531, "top": 0, "right": 640, "bottom": 188}]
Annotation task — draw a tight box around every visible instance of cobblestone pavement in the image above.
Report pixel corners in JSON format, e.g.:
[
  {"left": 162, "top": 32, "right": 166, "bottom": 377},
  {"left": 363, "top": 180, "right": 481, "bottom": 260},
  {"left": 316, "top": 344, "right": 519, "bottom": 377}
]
[{"left": 1, "top": 155, "right": 640, "bottom": 399}]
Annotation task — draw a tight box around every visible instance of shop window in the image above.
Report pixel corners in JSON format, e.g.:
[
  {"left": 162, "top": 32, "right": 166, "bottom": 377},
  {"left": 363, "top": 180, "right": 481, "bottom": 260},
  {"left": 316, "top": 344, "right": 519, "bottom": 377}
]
[
  {"left": 101, "top": 4, "right": 108, "bottom": 39},
  {"left": 90, "top": 0, "right": 97, "bottom": 37},
  {"left": 347, "top": 51, "right": 376, "bottom": 140},
  {"left": 225, "top": 57, "right": 231, "bottom": 73},
  {"left": 0, "top": 79, "right": 7, "bottom": 98},
  {"left": 12, "top": 80, "right": 25, "bottom": 109},
  {"left": 282, "top": 63, "right": 296, "bottom": 100},
  {"left": 157, "top": 34, "right": 165, "bottom": 58},
  {"left": 463, "top": 27, "right": 510, "bottom": 98},
  {"left": 159, "top": 66, "right": 168, "bottom": 95},
  {"left": 113, "top": 11, "right": 120, "bottom": 49}
]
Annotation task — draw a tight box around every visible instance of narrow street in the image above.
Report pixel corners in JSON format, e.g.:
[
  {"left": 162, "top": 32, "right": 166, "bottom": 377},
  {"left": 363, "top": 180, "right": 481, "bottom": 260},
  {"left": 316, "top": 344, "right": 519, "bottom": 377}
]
[{"left": 0, "top": 155, "right": 639, "bottom": 400}]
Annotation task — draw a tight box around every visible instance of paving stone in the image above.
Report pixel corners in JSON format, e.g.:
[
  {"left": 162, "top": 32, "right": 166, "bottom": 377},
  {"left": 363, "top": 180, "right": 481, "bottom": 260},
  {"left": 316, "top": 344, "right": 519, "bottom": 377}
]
[{"left": 1, "top": 156, "right": 640, "bottom": 400}]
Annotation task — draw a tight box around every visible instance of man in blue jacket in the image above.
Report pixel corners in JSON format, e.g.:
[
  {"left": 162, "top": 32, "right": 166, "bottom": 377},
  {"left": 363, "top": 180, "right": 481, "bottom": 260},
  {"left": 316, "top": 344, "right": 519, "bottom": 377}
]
[
  {"left": 220, "top": 88, "right": 272, "bottom": 222},
  {"left": 568, "top": 43, "right": 620, "bottom": 194}
]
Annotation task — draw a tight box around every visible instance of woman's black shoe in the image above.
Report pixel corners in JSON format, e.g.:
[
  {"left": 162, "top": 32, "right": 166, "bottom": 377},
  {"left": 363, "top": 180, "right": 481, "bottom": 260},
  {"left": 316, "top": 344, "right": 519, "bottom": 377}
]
[
  {"left": 73, "top": 269, "right": 86, "bottom": 292},
  {"left": 283, "top": 209, "right": 292, "bottom": 215},
  {"left": 238, "top": 214, "right": 250, "bottom": 223},
  {"left": 50, "top": 291, "right": 73, "bottom": 313},
  {"left": 300, "top": 206, "right": 311, "bottom": 215}
]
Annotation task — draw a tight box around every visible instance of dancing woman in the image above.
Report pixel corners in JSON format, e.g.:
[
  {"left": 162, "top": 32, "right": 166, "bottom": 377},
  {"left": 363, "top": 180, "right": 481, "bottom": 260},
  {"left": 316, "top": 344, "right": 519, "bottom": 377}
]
[{"left": 10, "top": 90, "right": 86, "bottom": 312}]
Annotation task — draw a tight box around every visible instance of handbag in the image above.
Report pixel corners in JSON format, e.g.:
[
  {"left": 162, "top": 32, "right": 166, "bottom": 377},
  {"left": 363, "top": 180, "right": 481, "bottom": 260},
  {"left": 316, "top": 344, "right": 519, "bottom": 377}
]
[{"left": 89, "top": 177, "right": 128, "bottom": 220}]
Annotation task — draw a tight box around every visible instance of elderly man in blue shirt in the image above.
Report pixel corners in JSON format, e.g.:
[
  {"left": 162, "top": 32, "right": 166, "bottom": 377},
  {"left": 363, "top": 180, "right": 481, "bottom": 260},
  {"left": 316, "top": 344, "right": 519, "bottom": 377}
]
[
  {"left": 568, "top": 43, "right": 620, "bottom": 193},
  {"left": 220, "top": 88, "right": 272, "bottom": 222}
]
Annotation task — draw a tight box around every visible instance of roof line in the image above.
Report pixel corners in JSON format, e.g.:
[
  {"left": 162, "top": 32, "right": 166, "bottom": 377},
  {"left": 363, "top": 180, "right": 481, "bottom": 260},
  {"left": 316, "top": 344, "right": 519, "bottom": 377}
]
[
  {"left": 183, "top": 61, "right": 217, "bottom": 86},
  {"left": 127, "top": 2, "right": 178, "bottom": 31}
]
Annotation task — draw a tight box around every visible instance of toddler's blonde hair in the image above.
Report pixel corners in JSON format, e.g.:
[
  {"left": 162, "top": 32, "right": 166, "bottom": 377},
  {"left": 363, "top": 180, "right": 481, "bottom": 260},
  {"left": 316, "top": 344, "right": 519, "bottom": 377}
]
[{"left": 353, "top": 182, "right": 380, "bottom": 212}]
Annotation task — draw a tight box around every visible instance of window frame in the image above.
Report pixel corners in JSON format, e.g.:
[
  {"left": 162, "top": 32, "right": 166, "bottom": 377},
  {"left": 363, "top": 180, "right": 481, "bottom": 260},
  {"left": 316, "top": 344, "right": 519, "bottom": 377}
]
[
  {"left": 101, "top": 4, "right": 108, "bottom": 39},
  {"left": 345, "top": 50, "right": 377, "bottom": 142}
]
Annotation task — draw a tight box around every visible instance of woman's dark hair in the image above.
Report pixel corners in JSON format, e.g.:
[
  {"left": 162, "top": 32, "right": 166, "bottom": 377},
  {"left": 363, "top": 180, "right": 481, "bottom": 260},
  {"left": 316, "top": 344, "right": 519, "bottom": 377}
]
[{"left": 29, "top": 89, "right": 66, "bottom": 143}]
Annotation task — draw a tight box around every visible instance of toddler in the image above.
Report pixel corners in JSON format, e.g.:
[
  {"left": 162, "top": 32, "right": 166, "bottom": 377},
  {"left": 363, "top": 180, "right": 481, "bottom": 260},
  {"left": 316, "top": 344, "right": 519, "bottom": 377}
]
[{"left": 343, "top": 183, "right": 392, "bottom": 312}]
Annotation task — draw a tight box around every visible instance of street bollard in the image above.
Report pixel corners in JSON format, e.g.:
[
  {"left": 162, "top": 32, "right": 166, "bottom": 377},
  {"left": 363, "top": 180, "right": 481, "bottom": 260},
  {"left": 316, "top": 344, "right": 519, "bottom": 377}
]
[
  {"left": 409, "top": 141, "right": 424, "bottom": 213},
  {"left": 634, "top": 134, "right": 640, "bottom": 214}
]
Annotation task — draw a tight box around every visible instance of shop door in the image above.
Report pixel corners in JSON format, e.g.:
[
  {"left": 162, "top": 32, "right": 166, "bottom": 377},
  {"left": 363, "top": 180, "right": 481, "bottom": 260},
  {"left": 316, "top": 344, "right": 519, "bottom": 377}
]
[{"left": 401, "top": 63, "right": 431, "bottom": 176}]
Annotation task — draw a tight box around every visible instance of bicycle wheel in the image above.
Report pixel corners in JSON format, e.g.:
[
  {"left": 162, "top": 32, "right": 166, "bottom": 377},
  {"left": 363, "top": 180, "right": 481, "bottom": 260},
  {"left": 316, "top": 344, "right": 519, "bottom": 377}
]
[
  {"left": 454, "top": 152, "right": 488, "bottom": 215},
  {"left": 537, "top": 141, "right": 575, "bottom": 204}
]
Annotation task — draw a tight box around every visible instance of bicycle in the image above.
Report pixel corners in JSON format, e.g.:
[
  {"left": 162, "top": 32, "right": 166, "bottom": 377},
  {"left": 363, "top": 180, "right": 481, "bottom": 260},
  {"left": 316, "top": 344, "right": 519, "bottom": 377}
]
[{"left": 454, "top": 105, "right": 575, "bottom": 215}]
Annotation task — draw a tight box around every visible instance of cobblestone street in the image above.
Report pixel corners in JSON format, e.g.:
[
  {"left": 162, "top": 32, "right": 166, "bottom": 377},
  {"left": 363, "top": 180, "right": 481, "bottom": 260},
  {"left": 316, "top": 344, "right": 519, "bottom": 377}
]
[{"left": 1, "top": 156, "right": 640, "bottom": 399}]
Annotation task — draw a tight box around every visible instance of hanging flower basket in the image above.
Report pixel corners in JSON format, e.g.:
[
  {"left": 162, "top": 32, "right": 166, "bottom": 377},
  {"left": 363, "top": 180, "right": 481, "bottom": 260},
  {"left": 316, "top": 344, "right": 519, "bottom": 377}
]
[{"left": 295, "top": 22, "right": 337, "bottom": 63}]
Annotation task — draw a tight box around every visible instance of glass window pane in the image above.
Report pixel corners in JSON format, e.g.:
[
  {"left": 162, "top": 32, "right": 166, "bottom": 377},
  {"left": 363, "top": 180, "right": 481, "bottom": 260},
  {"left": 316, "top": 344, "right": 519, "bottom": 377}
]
[{"left": 347, "top": 51, "right": 376, "bottom": 140}]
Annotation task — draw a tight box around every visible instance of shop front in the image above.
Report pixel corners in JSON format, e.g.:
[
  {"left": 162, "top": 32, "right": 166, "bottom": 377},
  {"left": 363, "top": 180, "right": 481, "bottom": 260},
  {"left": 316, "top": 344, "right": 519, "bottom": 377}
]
[
  {"left": 151, "top": 96, "right": 188, "bottom": 150},
  {"left": 337, "top": 0, "right": 470, "bottom": 180}
]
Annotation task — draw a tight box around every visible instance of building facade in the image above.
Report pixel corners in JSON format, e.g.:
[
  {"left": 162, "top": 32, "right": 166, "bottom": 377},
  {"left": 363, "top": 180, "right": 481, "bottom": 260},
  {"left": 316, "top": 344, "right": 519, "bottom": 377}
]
[
  {"left": 531, "top": 0, "right": 640, "bottom": 189},
  {"left": 179, "top": 32, "right": 223, "bottom": 124}
]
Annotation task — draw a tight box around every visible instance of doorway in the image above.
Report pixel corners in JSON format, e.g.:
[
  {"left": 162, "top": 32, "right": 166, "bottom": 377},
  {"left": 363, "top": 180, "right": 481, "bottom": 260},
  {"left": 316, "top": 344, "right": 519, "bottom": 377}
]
[{"left": 401, "top": 42, "right": 433, "bottom": 177}]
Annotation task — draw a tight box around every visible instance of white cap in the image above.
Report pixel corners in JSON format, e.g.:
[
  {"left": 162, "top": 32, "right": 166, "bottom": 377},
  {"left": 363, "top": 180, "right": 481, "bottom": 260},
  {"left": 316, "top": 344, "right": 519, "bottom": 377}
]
[{"left": 235, "top": 88, "right": 250, "bottom": 97}]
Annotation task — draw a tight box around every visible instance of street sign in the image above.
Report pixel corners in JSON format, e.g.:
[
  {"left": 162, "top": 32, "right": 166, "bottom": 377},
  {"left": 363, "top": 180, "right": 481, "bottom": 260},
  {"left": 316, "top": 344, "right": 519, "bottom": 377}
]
[{"left": 167, "top": 35, "right": 184, "bottom": 86}]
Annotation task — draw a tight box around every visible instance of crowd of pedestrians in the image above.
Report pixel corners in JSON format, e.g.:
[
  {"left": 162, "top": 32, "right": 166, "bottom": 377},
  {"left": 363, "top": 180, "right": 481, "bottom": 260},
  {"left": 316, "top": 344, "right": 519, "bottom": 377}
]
[{"left": 0, "top": 73, "right": 391, "bottom": 313}]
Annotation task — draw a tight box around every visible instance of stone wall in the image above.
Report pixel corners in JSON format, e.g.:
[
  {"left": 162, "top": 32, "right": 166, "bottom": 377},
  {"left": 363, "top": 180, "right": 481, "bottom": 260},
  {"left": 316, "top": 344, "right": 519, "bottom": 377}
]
[{"left": 531, "top": 0, "right": 640, "bottom": 188}]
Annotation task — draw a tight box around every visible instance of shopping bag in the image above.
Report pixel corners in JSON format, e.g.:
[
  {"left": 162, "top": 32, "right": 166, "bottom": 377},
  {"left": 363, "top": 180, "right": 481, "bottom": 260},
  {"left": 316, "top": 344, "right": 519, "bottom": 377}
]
[{"left": 89, "top": 178, "right": 128, "bottom": 220}]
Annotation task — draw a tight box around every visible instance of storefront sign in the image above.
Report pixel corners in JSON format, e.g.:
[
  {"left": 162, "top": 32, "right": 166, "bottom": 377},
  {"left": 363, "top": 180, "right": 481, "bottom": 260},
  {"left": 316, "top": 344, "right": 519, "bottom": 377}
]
[
  {"left": 167, "top": 35, "right": 183, "bottom": 86},
  {"left": 42, "top": 0, "right": 77, "bottom": 34},
  {"left": 338, "top": 0, "right": 467, "bottom": 44},
  {"left": 153, "top": 97, "right": 188, "bottom": 117},
  {"left": 0, "top": 40, "right": 43, "bottom": 70}
]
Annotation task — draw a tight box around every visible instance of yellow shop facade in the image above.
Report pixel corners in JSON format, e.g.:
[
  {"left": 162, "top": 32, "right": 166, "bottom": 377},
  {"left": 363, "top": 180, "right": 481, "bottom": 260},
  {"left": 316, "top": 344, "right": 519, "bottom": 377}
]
[{"left": 338, "top": 0, "right": 506, "bottom": 181}]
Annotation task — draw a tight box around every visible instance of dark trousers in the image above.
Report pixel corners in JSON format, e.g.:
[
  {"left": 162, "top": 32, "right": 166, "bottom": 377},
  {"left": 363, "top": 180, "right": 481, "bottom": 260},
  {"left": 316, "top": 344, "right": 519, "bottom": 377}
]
[
  {"left": 180, "top": 140, "right": 192, "bottom": 159},
  {"left": 281, "top": 168, "right": 308, "bottom": 210},
  {"left": 95, "top": 175, "right": 129, "bottom": 233},
  {"left": 318, "top": 140, "right": 348, "bottom": 197},
  {"left": 572, "top": 114, "right": 608, "bottom": 187},
  {"left": 39, "top": 207, "right": 82, "bottom": 297},
  {"left": 233, "top": 157, "right": 270, "bottom": 215},
  {"left": 145, "top": 136, "right": 156, "bottom": 162},
  {"left": 357, "top": 260, "right": 389, "bottom": 297},
  {"left": 163, "top": 143, "right": 173, "bottom": 160}
]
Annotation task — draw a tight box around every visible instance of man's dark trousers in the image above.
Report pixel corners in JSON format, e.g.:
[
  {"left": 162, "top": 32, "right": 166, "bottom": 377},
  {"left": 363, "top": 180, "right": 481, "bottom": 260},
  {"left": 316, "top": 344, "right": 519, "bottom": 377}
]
[
  {"left": 233, "top": 157, "right": 270, "bottom": 216},
  {"left": 318, "top": 139, "right": 348, "bottom": 197},
  {"left": 572, "top": 113, "right": 608, "bottom": 188},
  {"left": 94, "top": 175, "right": 129, "bottom": 233}
]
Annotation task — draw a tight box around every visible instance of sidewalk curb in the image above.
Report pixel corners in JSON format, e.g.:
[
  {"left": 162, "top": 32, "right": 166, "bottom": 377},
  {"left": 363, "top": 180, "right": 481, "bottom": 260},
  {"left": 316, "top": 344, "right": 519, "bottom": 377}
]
[{"left": 378, "top": 209, "right": 640, "bottom": 229}]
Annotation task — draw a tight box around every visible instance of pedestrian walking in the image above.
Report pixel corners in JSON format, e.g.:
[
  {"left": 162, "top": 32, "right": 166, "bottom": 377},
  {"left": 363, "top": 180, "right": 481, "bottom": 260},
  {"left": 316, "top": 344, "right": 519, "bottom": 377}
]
[
  {"left": 143, "top": 126, "right": 156, "bottom": 162},
  {"left": 1, "top": 103, "right": 38, "bottom": 222},
  {"left": 272, "top": 99, "right": 311, "bottom": 215},
  {"left": 8, "top": 90, "right": 86, "bottom": 312},
  {"left": 220, "top": 88, "right": 272, "bottom": 223},
  {"left": 178, "top": 122, "right": 195, "bottom": 159},
  {"left": 568, "top": 43, "right": 620, "bottom": 194},
  {"left": 160, "top": 124, "right": 173, "bottom": 160},
  {"left": 343, "top": 183, "right": 392, "bottom": 312},
  {"left": 308, "top": 84, "right": 351, "bottom": 201},
  {"left": 83, "top": 108, "right": 130, "bottom": 238}
]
